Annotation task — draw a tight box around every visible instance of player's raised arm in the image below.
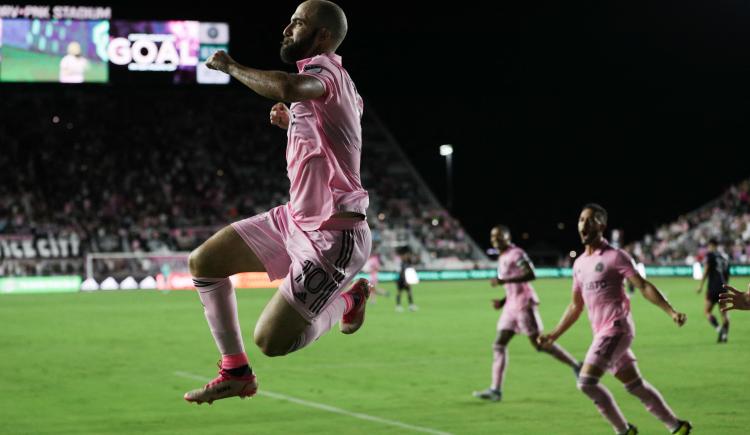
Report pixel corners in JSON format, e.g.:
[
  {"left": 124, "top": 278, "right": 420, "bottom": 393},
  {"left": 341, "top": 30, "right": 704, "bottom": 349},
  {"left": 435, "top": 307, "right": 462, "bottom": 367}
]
[
  {"left": 205, "top": 50, "right": 325, "bottom": 102},
  {"left": 538, "top": 289, "right": 584, "bottom": 348},
  {"left": 626, "top": 273, "right": 687, "bottom": 326}
]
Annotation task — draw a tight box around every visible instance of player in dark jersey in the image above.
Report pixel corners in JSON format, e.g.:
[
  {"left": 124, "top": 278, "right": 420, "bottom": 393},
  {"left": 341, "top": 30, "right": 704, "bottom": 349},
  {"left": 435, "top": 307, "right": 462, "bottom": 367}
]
[
  {"left": 395, "top": 246, "right": 417, "bottom": 312},
  {"left": 695, "top": 239, "right": 731, "bottom": 343}
]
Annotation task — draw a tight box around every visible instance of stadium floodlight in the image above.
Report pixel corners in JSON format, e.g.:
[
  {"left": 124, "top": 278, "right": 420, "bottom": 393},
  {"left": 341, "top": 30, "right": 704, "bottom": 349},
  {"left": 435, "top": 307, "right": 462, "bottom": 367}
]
[{"left": 439, "top": 144, "right": 454, "bottom": 210}]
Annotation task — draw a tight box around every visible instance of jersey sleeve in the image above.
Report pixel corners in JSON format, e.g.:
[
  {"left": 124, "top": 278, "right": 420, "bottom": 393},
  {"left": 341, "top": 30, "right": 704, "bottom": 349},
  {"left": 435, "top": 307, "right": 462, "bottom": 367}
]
[
  {"left": 298, "top": 56, "right": 339, "bottom": 104},
  {"left": 515, "top": 249, "right": 534, "bottom": 272},
  {"left": 614, "top": 249, "right": 639, "bottom": 279}
]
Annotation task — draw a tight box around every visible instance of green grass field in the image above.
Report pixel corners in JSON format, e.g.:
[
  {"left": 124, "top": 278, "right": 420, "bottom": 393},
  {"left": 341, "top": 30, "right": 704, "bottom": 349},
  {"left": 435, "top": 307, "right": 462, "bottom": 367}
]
[
  {"left": 1, "top": 46, "right": 107, "bottom": 82},
  {"left": 2, "top": 277, "right": 748, "bottom": 434}
]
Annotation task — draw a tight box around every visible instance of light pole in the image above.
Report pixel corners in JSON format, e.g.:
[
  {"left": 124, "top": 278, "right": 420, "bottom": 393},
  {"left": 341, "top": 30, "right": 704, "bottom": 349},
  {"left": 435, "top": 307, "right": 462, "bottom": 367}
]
[{"left": 439, "top": 144, "right": 454, "bottom": 211}]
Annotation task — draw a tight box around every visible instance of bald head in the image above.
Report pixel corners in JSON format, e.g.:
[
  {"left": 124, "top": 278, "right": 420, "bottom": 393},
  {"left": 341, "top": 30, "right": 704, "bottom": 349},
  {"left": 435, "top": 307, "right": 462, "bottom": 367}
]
[
  {"left": 281, "top": 0, "right": 347, "bottom": 63},
  {"left": 303, "top": 0, "right": 347, "bottom": 51}
]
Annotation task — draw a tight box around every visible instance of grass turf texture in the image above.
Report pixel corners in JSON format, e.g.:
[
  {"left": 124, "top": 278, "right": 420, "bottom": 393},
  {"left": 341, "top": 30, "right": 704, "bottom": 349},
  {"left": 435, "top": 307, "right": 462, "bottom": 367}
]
[
  {"left": 1, "top": 277, "right": 747, "bottom": 434},
  {"left": 1, "top": 46, "right": 107, "bottom": 82}
]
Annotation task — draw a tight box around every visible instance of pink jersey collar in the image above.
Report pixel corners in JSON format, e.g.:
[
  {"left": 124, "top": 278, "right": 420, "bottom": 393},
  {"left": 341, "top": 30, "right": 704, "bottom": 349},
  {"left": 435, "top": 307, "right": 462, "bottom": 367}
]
[
  {"left": 296, "top": 52, "right": 342, "bottom": 72},
  {"left": 499, "top": 243, "right": 516, "bottom": 256},
  {"left": 583, "top": 238, "right": 611, "bottom": 257}
]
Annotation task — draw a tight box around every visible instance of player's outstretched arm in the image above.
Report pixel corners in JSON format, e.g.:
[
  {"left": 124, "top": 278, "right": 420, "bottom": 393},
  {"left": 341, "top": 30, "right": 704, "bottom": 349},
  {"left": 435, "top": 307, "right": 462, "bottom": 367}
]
[
  {"left": 627, "top": 274, "right": 686, "bottom": 326},
  {"left": 538, "top": 290, "right": 584, "bottom": 349},
  {"left": 206, "top": 50, "right": 325, "bottom": 102},
  {"left": 719, "top": 284, "right": 750, "bottom": 312}
]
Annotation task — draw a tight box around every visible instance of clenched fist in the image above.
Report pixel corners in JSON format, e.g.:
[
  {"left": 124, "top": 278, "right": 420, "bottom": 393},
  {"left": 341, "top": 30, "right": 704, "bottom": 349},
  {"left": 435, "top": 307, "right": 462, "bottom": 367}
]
[
  {"left": 270, "top": 102, "right": 291, "bottom": 129},
  {"left": 205, "top": 50, "right": 235, "bottom": 74}
]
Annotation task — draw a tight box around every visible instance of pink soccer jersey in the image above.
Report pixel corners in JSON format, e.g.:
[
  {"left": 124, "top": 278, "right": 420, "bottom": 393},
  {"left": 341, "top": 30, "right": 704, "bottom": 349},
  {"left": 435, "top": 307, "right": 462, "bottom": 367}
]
[
  {"left": 572, "top": 240, "right": 639, "bottom": 335},
  {"left": 286, "top": 53, "right": 369, "bottom": 231},
  {"left": 366, "top": 254, "right": 380, "bottom": 284},
  {"left": 498, "top": 245, "right": 539, "bottom": 310}
]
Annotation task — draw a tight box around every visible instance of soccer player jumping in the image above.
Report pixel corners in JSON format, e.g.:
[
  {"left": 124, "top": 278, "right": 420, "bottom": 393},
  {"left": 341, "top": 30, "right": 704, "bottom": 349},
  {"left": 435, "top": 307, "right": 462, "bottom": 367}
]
[
  {"left": 538, "top": 204, "right": 692, "bottom": 435},
  {"left": 183, "top": 0, "right": 372, "bottom": 404},
  {"left": 473, "top": 225, "right": 580, "bottom": 402}
]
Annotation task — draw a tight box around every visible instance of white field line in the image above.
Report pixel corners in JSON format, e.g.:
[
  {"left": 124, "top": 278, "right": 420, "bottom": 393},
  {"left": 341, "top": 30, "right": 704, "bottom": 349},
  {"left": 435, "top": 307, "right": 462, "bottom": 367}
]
[{"left": 174, "top": 371, "right": 453, "bottom": 435}]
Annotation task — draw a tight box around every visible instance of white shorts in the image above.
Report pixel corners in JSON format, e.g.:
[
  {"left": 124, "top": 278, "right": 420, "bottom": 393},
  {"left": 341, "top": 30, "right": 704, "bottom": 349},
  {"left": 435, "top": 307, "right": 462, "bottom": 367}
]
[{"left": 232, "top": 204, "right": 371, "bottom": 322}]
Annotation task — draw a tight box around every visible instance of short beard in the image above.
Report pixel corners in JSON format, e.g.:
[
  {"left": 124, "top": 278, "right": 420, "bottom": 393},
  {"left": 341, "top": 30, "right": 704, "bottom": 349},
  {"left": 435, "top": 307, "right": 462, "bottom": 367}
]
[
  {"left": 280, "top": 29, "right": 318, "bottom": 64},
  {"left": 581, "top": 233, "right": 601, "bottom": 246}
]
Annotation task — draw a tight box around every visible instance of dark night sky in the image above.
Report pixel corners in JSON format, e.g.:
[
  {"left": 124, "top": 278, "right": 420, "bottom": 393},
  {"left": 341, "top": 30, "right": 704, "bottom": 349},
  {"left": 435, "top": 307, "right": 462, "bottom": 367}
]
[{"left": 47, "top": 1, "right": 750, "bottom": 252}]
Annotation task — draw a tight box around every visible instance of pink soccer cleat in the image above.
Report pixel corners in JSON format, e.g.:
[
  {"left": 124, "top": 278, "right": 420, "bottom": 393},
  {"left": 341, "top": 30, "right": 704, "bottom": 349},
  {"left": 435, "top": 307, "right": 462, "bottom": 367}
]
[
  {"left": 184, "top": 366, "right": 258, "bottom": 405},
  {"left": 340, "top": 278, "right": 371, "bottom": 334}
]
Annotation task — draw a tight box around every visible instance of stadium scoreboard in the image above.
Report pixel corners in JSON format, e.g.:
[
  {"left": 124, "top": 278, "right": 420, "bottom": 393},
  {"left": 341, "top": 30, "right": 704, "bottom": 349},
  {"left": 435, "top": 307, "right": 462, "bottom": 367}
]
[{"left": 0, "top": 4, "right": 230, "bottom": 84}]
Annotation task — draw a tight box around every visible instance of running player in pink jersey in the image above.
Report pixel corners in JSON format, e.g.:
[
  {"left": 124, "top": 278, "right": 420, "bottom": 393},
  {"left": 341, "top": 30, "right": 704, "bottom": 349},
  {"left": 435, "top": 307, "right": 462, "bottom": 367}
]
[
  {"left": 538, "top": 204, "right": 692, "bottom": 435},
  {"left": 473, "top": 225, "right": 580, "bottom": 402},
  {"left": 365, "top": 250, "right": 389, "bottom": 303},
  {"left": 183, "top": 0, "right": 373, "bottom": 405}
]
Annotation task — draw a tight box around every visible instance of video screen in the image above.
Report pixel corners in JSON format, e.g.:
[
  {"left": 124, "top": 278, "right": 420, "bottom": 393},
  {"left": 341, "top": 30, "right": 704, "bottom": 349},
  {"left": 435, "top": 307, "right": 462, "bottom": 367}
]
[
  {"left": 109, "top": 20, "right": 199, "bottom": 84},
  {"left": 0, "top": 18, "right": 109, "bottom": 83},
  {"left": 108, "top": 20, "right": 229, "bottom": 84},
  {"left": 0, "top": 19, "right": 229, "bottom": 85}
]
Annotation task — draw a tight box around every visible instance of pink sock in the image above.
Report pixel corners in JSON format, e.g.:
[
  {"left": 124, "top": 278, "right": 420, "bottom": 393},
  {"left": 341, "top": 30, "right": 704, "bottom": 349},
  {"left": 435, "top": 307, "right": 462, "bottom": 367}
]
[
  {"left": 491, "top": 344, "right": 508, "bottom": 391},
  {"left": 222, "top": 353, "right": 249, "bottom": 370},
  {"left": 578, "top": 376, "right": 628, "bottom": 433},
  {"left": 626, "top": 378, "right": 679, "bottom": 430},
  {"left": 288, "top": 296, "right": 348, "bottom": 353},
  {"left": 193, "top": 277, "right": 245, "bottom": 356}
]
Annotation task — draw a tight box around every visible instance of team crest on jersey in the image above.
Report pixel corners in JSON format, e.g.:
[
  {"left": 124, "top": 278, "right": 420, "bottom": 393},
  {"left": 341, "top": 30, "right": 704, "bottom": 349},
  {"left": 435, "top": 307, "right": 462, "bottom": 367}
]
[
  {"left": 595, "top": 262, "right": 604, "bottom": 272},
  {"left": 303, "top": 64, "right": 323, "bottom": 74}
]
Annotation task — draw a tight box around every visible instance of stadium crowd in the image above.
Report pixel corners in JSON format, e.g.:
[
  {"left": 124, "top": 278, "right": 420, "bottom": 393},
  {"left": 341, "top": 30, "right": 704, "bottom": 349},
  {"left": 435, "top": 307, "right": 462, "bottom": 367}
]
[
  {"left": 1, "top": 87, "right": 482, "bottom": 277},
  {"left": 627, "top": 178, "right": 750, "bottom": 265}
]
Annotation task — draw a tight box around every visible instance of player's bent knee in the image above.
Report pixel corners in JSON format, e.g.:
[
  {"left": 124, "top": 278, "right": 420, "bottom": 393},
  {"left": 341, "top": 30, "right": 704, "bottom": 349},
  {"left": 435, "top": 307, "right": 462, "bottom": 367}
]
[
  {"left": 257, "top": 342, "right": 289, "bottom": 357},
  {"left": 254, "top": 334, "right": 290, "bottom": 357},
  {"left": 577, "top": 375, "right": 599, "bottom": 392},
  {"left": 188, "top": 249, "right": 202, "bottom": 276},
  {"left": 253, "top": 326, "right": 293, "bottom": 357},
  {"left": 188, "top": 245, "right": 229, "bottom": 278},
  {"left": 188, "top": 247, "right": 216, "bottom": 277}
]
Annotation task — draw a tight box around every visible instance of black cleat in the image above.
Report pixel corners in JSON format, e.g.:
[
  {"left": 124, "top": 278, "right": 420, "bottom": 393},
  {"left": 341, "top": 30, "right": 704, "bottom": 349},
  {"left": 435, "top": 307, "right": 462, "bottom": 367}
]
[
  {"left": 472, "top": 388, "right": 502, "bottom": 402},
  {"left": 672, "top": 420, "right": 692, "bottom": 434}
]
